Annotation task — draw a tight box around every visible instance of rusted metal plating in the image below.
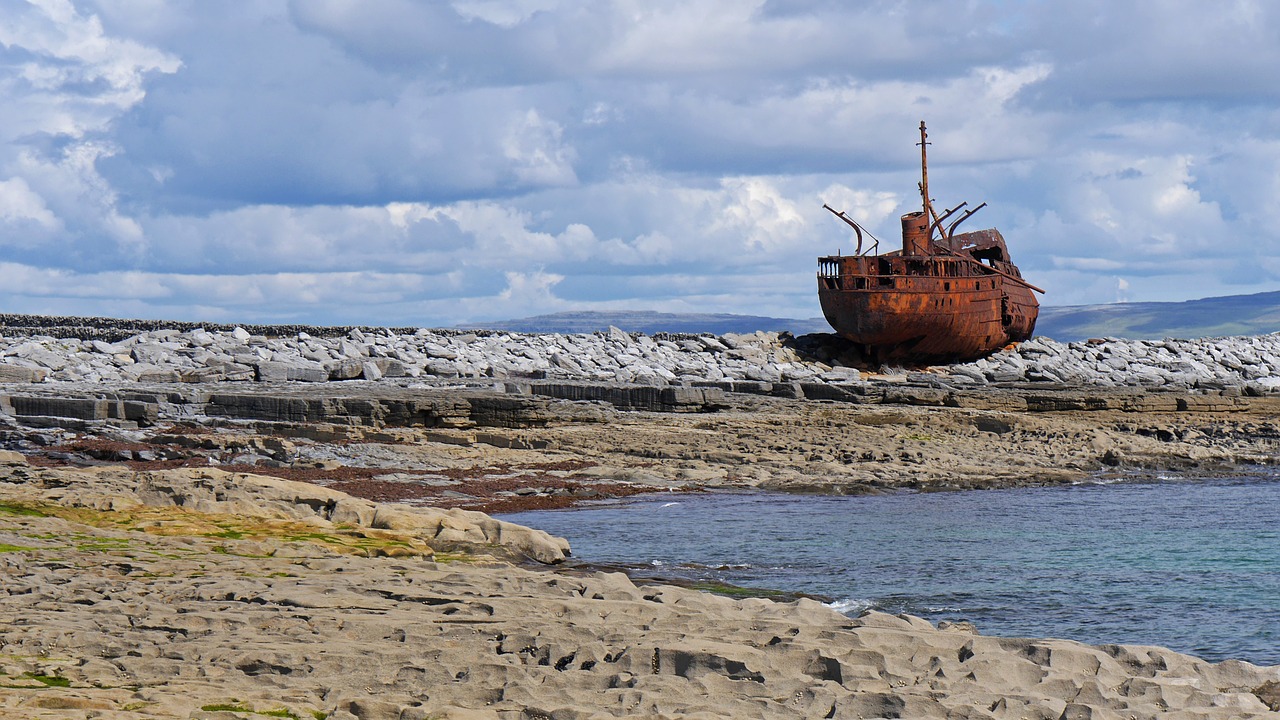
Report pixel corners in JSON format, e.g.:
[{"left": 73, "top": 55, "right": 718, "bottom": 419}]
[{"left": 817, "top": 122, "right": 1043, "bottom": 364}]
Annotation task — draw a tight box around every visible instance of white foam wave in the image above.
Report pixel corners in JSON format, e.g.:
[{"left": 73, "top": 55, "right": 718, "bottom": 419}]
[
  {"left": 826, "top": 598, "right": 874, "bottom": 616},
  {"left": 1073, "top": 477, "right": 1125, "bottom": 485}
]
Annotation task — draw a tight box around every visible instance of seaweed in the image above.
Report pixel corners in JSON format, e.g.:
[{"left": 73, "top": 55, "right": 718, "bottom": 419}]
[
  {"left": 0, "top": 502, "right": 46, "bottom": 517},
  {"left": 23, "top": 672, "right": 71, "bottom": 687}
]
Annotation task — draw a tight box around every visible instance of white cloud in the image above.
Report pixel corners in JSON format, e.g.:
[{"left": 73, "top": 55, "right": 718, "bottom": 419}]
[
  {"left": 0, "top": 0, "right": 177, "bottom": 265},
  {"left": 0, "top": 261, "right": 170, "bottom": 299},
  {"left": 977, "top": 64, "right": 1053, "bottom": 106},
  {"left": 0, "top": 0, "right": 179, "bottom": 141},
  {"left": 3, "top": 0, "right": 1280, "bottom": 324},
  {"left": 503, "top": 109, "right": 578, "bottom": 187},
  {"left": 496, "top": 269, "right": 563, "bottom": 305},
  {"left": 1050, "top": 257, "right": 1126, "bottom": 272},
  {"left": 449, "top": 0, "right": 565, "bottom": 28},
  {"left": 597, "top": 0, "right": 806, "bottom": 74},
  {"left": 1019, "top": 150, "right": 1230, "bottom": 275},
  {"left": 0, "top": 177, "right": 60, "bottom": 232},
  {"left": 710, "top": 177, "right": 806, "bottom": 251},
  {"left": 1115, "top": 277, "right": 1130, "bottom": 304},
  {"left": 582, "top": 101, "right": 618, "bottom": 126},
  {"left": 816, "top": 184, "right": 900, "bottom": 250}
]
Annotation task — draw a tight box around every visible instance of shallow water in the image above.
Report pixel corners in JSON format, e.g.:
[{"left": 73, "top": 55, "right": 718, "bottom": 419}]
[{"left": 499, "top": 476, "right": 1280, "bottom": 665}]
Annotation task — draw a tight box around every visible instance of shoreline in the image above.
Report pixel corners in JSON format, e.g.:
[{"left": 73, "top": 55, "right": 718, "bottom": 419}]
[
  {"left": 5, "top": 377, "right": 1280, "bottom": 498},
  {"left": 3, "top": 320, "right": 1280, "bottom": 716},
  {"left": 3, "top": 458, "right": 1278, "bottom": 718},
  {"left": 499, "top": 478, "right": 1280, "bottom": 668}
]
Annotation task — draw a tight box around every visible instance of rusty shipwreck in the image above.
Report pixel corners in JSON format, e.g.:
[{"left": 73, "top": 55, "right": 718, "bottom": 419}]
[{"left": 817, "top": 122, "right": 1043, "bottom": 364}]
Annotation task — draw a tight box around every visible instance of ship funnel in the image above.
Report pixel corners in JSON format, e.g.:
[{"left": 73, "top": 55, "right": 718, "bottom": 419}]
[{"left": 901, "top": 211, "right": 930, "bottom": 256}]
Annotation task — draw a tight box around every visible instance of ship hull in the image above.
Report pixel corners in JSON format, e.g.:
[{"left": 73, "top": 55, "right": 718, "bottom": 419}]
[{"left": 817, "top": 261, "right": 1038, "bottom": 363}]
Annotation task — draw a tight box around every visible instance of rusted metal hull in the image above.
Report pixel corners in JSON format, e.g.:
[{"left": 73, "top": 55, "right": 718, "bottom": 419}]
[
  {"left": 817, "top": 271, "right": 1038, "bottom": 363},
  {"left": 816, "top": 228, "right": 1040, "bottom": 364}
]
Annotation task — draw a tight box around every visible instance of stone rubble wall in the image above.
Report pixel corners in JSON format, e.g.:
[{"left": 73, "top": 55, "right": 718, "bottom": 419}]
[
  {"left": 3, "top": 316, "right": 1280, "bottom": 391},
  {"left": 952, "top": 335, "right": 1280, "bottom": 390},
  {"left": 0, "top": 323, "right": 830, "bottom": 386}
]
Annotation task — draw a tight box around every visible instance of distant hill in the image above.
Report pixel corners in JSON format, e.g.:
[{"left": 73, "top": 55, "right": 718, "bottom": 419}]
[
  {"left": 470, "top": 291, "right": 1280, "bottom": 342},
  {"left": 464, "top": 311, "right": 832, "bottom": 336},
  {"left": 1035, "top": 291, "right": 1280, "bottom": 342}
]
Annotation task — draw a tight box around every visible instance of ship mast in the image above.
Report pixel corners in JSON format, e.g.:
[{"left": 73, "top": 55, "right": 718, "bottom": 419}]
[{"left": 918, "top": 121, "right": 931, "bottom": 239}]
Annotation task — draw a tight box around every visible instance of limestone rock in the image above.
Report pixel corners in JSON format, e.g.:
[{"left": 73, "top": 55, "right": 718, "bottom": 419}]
[
  {"left": 326, "top": 358, "right": 365, "bottom": 380},
  {"left": 607, "top": 325, "right": 632, "bottom": 345},
  {"left": 21, "top": 466, "right": 570, "bottom": 564},
  {"left": 4, "top": 315, "right": 1280, "bottom": 392},
  {"left": 255, "top": 360, "right": 330, "bottom": 383},
  {"left": 0, "top": 363, "right": 47, "bottom": 383}
]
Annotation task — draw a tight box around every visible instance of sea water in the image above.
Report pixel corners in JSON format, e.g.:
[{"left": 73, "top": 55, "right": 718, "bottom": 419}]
[{"left": 499, "top": 476, "right": 1280, "bottom": 665}]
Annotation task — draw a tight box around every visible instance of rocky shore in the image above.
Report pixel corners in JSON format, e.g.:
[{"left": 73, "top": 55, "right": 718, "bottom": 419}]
[
  {"left": 3, "top": 456, "right": 1279, "bottom": 719},
  {"left": 3, "top": 315, "right": 1280, "bottom": 718},
  {"left": 4, "top": 312, "right": 1280, "bottom": 391}
]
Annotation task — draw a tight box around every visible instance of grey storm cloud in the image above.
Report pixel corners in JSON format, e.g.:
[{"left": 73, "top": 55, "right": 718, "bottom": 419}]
[{"left": 1, "top": 0, "right": 1279, "bottom": 326}]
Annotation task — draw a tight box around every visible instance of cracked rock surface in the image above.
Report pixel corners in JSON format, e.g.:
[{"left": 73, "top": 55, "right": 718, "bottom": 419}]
[{"left": 2, "top": 460, "right": 1278, "bottom": 719}]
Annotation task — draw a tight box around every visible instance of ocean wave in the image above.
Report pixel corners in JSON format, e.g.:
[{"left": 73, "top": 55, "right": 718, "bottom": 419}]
[
  {"left": 826, "top": 598, "right": 874, "bottom": 615},
  {"left": 673, "top": 561, "right": 752, "bottom": 570},
  {"left": 1073, "top": 477, "right": 1126, "bottom": 485}
]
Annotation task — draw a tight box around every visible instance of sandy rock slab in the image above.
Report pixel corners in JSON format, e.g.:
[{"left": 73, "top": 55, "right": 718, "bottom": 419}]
[
  {"left": 0, "top": 462, "right": 569, "bottom": 565},
  {"left": 1, "top": 468, "right": 1278, "bottom": 719}
]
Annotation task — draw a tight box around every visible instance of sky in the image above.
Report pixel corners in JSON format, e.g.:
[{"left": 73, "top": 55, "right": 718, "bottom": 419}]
[{"left": 2, "top": 0, "right": 1280, "bottom": 327}]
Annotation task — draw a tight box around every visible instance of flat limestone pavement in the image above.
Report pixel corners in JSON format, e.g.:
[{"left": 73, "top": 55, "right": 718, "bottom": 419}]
[
  {"left": 1, "top": 458, "right": 1278, "bottom": 719},
  {"left": 6, "top": 379, "right": 1280, "bottom": 501}
]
